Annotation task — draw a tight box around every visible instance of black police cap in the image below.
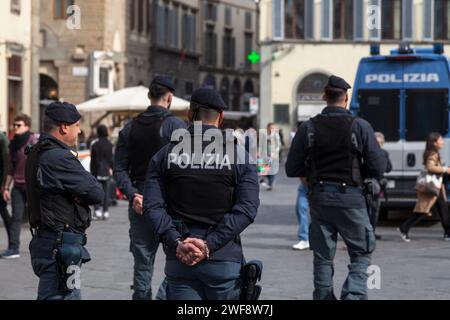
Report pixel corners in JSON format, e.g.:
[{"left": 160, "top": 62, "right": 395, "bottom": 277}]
[
  {"left": 326, "top": 75, "right": 352, "bottom": 90},
  {"left": 190, "top": 88, "right": 228, "bottom": 112},
  {"left": 151, "top": 75, "right": 175, "bottom": 92},
  {"left": 45, "top": 102, "right": 81, "bottom": 124}
]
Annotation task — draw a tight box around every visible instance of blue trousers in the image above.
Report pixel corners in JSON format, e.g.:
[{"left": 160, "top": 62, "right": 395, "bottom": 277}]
[
  {"left": 29, "top": 237, "right": 82, "bottom": 300},
  {"left": 128, "top": 206, "right": 162, "bottom": 300},
  {"left": 295, "top": 183, "right": 310, "bottom": 241},
  {"left": 309, "top": 204, "right": 376, "bottom": 300},
  {"left": 165, "top": 259, "right": 241, "bottom": 300}
]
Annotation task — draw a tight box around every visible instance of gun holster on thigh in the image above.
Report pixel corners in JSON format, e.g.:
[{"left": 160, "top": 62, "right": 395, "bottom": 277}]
[
  {"left": 240, "top": 260, "right": 263, "bottom": 300},
  {"left": 55, "top": 243, "right": 83, "bottom": 292}
]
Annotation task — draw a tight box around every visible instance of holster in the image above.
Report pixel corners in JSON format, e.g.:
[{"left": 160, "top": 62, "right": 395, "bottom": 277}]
[
  {"left": 363, "top": 181, "right": 374, "bottom": 218},
  {"left": 55, "top": 243, "right": 83, "bottom": 292},
  {"left": 240, "top": 260, "right": 263, "bottom": 300}
]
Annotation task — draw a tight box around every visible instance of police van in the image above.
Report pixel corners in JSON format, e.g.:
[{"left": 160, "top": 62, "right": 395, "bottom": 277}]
[{"left": 350, "top": 43, "right": 450, "bottom": 217}]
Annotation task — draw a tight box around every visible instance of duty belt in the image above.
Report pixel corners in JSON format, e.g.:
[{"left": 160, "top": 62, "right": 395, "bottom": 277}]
[
  {"left": 34, "top": 229, "right": 87, "bottom": 246},
  {"left": 312, "top": 182, "right": 363, "bottom": 194}
]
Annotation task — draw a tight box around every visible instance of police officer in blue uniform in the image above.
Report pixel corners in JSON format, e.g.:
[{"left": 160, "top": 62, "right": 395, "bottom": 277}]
[
  {"left": 142, "top": 88, "right": 260, "bottom": 300},
  {"left": 25, "top": 102, "right": 104, "bottom": 300},
  {"left": 286, "top": 75, "right": 386, "bottom": 300},
  {"left": 114, "top": 76, "right": 187, "bottom": 300}
]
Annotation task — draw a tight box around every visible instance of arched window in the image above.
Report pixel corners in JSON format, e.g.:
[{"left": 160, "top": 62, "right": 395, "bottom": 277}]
[
  {"left": 296, "top": 72, "right": 329, "bottom": 123},
  {"left": 40, "top": 74, "right": 59, "bottom": 100},
  {"left": 296, "top": 73, "right": 328, "bottom": 103}
]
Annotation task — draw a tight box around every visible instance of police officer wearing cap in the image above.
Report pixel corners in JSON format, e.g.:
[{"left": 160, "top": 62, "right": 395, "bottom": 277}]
[
  {"left": 25, "top": 102, "right": 104, "bottom": 300},
  {"left": 142, "top": 88, "right": 260, "bottom": 300},
  {"left": 286, "top": 75, "right": 386, "bottom": 300},
  {"left": 114, "top": 75, "right": 187, "bottom": 300}
]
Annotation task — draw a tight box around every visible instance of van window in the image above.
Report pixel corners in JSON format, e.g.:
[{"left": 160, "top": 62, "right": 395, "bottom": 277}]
[
  {"left": 358, "top": 90, "right": 400, "bottom": 141},
  {"left": 405, "top": 90, "right": 449, "bottom": 141}
]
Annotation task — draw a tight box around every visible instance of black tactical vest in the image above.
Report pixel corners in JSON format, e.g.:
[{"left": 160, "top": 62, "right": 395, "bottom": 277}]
[
  {"left": 25, "top": 140, "right": 91, "bottom": 232},
  {"left": 129, "top": 113, "right": 172, "bottom": 182},
  {"left": 308, "top": 114, "right": 362, "bottom": 186},
  {"left": 165, "top": 135, "right": 237, "bottom": 226}
]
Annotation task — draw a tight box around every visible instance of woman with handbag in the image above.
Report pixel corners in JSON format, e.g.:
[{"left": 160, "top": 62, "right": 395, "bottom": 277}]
[{"left": 398, "top": 132, "right": 450, "bottom": 242}]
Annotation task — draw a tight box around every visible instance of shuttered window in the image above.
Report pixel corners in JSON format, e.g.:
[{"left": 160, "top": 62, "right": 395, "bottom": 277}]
[
  {"left": 354, "top": 0, "right": 364, "bottom": 40},
  {"left": 423, "top": 0, "right": 434, "bottom": 40},
  {"left": 402, "top": 0, "right": 414, "bottom": 40},
  {"left": 273, "top": 0, "right": 284, "bottom": 40},
  {"left": 321, "top": 0, "right": 332, "bottom": 40},
  {"left": 305, "top": 0, "right": 314, "bottom": 39}
]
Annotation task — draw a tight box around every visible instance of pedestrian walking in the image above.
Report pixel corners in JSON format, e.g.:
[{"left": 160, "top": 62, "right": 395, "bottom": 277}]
[
  {"left": 398, "top": 132, "right": 450, "bottom": 242},
  {"left": 1, "top": 114, "right": 39, "bottom": 259},
  {"left": 292, "top": 179, "right": 310, "bottom": 251},
  {"left": 90, "top": 124, "right": 114, "bottom": 220},
  {"left": 368, "top": 132, "right": 392, "bottom": 239}
]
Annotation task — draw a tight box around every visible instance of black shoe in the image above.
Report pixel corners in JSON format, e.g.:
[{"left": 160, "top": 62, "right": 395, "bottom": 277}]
[{"left": 375, "top": 234, "right": 382, "bottom": 240}]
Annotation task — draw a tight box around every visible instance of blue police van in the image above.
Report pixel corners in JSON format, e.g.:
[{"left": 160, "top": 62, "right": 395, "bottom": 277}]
[{"left": 350, "top": 43, "right": 450, "bottom": 216}]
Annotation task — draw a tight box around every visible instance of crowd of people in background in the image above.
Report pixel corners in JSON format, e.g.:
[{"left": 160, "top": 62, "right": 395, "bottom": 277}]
[{"left": 1, "top": 113, "right": 450, "bottom": 260}]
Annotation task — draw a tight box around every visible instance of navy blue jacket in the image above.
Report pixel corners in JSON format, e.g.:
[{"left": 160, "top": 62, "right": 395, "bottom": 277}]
[
  {"left": 142, "top": 125, "right": 260, "bottom": 261},
  {"left": 286, "top": 107, "right": 386, "bottom": 208},
  {"left": 114, "top": 106, "right": 187, "bottom": 200},
  {"left": 38, "top": 133, "right": 104, "bottom": 206}
]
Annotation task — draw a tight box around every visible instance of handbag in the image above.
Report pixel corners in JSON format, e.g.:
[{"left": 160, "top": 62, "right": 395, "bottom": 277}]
[{"left": 415, "top": 170, "right": 443, "bottom": 196}]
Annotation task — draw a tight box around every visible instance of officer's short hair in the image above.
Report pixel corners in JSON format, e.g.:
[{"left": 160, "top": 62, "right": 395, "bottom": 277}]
[
  {"left": 148, "top": 83, "right": 171, "bottom": 101},
  {"left": 324, "top": 87, "right": 347, "bottom": 104},
  {"left": 190, "top": 104, "right": 221, "bottom": 123},
  {"left": 43, "top": 115, "right": 62, "bottom": 133}
]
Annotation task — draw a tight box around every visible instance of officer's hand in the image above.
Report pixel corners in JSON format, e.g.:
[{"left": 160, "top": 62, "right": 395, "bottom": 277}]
[
  {"left": 2, "top": 190, "right": 10, "bottom": 202},
  {"left": 183, "top": 238, "right": 209, "bottom": 264},
  {"left": 176, "top": 242, "right": 203, "bottom": 266},
  {"left": 132, "top": 194, "right": 143, "bottom": 215}
]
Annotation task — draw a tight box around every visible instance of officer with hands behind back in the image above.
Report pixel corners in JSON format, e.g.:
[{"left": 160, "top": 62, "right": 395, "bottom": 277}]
[{"left": 143, "top": 88, "right": 260, "bottom": 300}]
